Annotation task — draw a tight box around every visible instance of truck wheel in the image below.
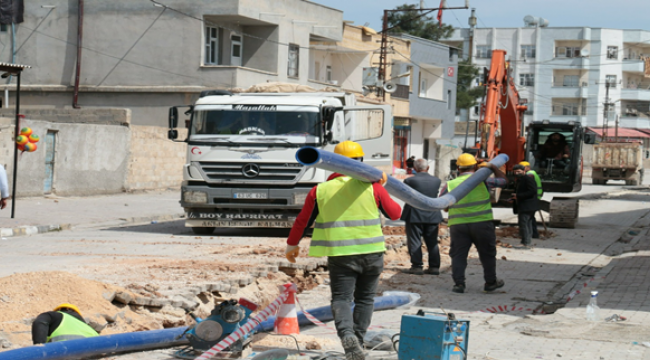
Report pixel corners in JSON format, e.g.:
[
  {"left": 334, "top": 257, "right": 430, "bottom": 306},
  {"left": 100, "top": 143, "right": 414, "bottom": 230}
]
[{"left": 192, "top": 227, "right": 216, "bottom": 235}]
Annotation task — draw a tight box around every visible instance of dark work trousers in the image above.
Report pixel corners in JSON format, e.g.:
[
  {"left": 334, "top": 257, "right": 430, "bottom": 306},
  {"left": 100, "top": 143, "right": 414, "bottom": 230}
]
[
  {"left": 518, "top": 211, "right": 535, "bottom": 246},
  {"left": 405, "top": 222, "right": 440, "bottom": 269},
  {"left": 328, "top": 252, "right": 384, "bottom": 344},
  {"left": 449, "top": 221, "right": 497, "bottom": 285},
  {"left": 531, "top": 214, "right": 540, "bottom": 238}
]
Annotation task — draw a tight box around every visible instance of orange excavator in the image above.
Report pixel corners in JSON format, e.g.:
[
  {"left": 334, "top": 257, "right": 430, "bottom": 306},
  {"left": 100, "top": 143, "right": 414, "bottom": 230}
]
[{"left": 471, "top": 50, "right": 596, "bottom": 228}]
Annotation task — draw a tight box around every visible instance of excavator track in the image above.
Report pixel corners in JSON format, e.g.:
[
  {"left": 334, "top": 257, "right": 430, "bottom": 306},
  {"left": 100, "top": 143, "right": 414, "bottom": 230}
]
[{"left": 548, "top": 197, "right": 579, "bottom": 228}]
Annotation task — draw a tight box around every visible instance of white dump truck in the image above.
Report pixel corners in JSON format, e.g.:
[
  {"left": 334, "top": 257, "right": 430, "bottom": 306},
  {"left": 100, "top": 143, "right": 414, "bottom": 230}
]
[
  {"left": 591, "top": 142, "right": 644, "bottom": 185},
  {"left": 167, "top": 89, "right": 392, "bottom": 234}
]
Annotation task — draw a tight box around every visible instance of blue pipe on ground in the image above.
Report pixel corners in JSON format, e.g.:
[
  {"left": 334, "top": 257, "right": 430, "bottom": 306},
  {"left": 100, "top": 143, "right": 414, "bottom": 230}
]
[
  {"left": 0, "top": 327, "right": 189, "bottom": 360},
  {"left": 253, "top": 293, "right": 413, "bottom": 332},
  {"left": 295, "top": 147, "right": 509, "bottom": 211}
]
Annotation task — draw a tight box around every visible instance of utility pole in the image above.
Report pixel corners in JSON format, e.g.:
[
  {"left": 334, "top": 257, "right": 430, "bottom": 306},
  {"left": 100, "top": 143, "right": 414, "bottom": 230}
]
[
  {"left": 602, "top": 80, "right": 612, "bottom": 141},
  {"left": 378, "top": 1, "right": 468, "bottom": 100}
]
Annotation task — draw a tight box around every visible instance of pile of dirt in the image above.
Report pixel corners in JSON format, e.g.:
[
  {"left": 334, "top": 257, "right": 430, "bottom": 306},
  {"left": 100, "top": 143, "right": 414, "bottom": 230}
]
[
  {"left": 252, "top": 333, "right": 339, "bottom": 350},
  {"left": 0, "top": 271, "right": 177, "bottom": 349},
  {"left": 383, "top": 226, "right": 405, "bottom": 236}
]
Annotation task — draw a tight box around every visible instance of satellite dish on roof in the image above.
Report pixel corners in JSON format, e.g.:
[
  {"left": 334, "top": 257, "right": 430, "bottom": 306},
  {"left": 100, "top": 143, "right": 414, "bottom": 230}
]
[{"left": 580, "top": 49, "right": 590, "bottom": 57}]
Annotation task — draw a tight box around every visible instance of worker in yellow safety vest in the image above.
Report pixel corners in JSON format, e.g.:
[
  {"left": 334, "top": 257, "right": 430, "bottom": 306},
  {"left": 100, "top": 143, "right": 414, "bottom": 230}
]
[
  {"left": 285, "top": 141, "right": 402, "bottom": 360},
  {"left": 520, "top": 161, "right": 542, "bottom": 238},
  {"left": 439, "top": 153, "right": 507, "bottom": 294},
  {"left": 32, "top": 303, "right": 99, "bottom": 344}
]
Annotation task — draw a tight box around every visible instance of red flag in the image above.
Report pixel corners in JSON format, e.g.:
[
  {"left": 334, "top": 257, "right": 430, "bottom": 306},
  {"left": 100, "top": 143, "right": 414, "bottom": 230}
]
[{"left": 437, "top": 0, "right": 444, "bottom": 28}]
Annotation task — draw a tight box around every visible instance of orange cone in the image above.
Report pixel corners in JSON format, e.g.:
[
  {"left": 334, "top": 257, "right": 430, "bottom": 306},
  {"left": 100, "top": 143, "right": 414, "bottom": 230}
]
[{"left": 274, "top": 285, "right": 300, "bottom": 335}]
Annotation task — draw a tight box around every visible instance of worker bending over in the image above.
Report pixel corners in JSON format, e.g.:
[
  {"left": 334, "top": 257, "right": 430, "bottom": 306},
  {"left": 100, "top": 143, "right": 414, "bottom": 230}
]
[
  {"left": 32, "top": 303, "right": 98, "bottom": 344},
  {"left": 440, "top": 153, "right": 506, "bottom": 294},
  {"left": 286, "top": 141, "right": 401, "bottom": 360}
]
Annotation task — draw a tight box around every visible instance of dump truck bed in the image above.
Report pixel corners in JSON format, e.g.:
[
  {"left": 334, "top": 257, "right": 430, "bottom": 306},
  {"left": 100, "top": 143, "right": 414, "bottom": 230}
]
[{"left": 592, "top": 142, "right": 642, "bottom": 169}]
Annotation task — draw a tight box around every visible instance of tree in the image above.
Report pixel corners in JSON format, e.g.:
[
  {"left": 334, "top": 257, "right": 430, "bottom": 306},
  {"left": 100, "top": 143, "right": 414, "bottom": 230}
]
[
  {"left": 456, "top": 58, "right": 484, "bottom": 111},
  {"left": 385, "top": 4, "right": 454, "bottom": 41}
]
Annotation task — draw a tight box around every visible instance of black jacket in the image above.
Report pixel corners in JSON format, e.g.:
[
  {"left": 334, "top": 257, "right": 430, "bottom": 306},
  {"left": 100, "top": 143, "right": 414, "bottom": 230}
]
[
  {"left": 514, "top": 174, "right": 539, "bottom": 213},
  {"left": 400, "top": 172, "right": 443, "bottom": 224},
  {"left": 31, "top": 310, "right": 87, "bottom": 344}
]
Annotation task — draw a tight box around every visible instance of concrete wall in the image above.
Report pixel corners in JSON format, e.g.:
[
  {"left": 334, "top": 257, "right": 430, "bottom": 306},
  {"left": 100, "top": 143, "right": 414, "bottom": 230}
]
[
  {"left": 0, "top": 110, "right": 190, "bottom": 198},
  {"left": 126, "top": 126, "right": 187, "bottom": 191},
  {"left": 0, "top": 113, "right": 131, "bottom": 197}
]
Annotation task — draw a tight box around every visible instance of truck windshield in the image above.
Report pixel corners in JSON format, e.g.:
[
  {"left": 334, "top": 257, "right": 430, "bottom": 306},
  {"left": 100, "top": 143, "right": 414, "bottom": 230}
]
[{"left": 190, "top": 106, "right": 321, "bottom": 145}]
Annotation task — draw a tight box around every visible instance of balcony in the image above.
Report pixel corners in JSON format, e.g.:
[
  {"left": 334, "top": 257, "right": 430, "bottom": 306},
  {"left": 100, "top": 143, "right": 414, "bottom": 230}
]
[
  {"left": 620, "top": 86, "right": 650, "bottom": 101},
  {"left": 551, "top": 82, "right": 589, "bottom": 98},
  {"left": 622, "top": 60, "right": 645, "bottom": 73}
]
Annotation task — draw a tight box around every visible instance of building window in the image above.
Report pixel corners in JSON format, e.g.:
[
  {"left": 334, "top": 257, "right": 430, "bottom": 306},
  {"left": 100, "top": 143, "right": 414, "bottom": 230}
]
[
  {"left": 326, "top": 66, "right": 332, "bottom": 83},
  {"left": 419, "top": 77, "right": 428, "bottom": 97},
  {"left": 563, "top": 103, "right": 579, "bottom": 116},
  {"left": 606, "top": 75, "right": 617, "bottom": 88},
  {"left": 0, "top": 24, "right": 6, "bottom": 32},
  {"left": 288, "top": 44, "right": 299, "bottom": 77},
  {"left": 607, "top": 46, "right": 618, "bottom": 60},
  {"left": 205, "top": 26, "right": 220, "bottom": 65},
  {"left": 525, "top": 103, "right": 533, "bottom": 115},
  {"left": 447, "top": 90, "right": 452, "bottom": 109},
  {"left": 555, "top": 46, "right": 581, "bottom": 58},
  {"left": 519, "top": 73, "right": 534, "bottom": 86},
  {"left": 476, "top": 45, "right": 492, "bottom": 59},
  {"left": 521, "top": 45, "right": 536, "bottom": 58},
  {"left": 563, "top": 75, "right": 579, "bottom": 87}
]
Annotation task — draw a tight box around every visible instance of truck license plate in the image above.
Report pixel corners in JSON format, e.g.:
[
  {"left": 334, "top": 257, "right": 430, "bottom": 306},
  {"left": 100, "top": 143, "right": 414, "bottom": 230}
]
[
  {"left": 196, "top": 221, "right": 290, "bottom": 228},
  {"left": 233, "top": 192, "right": 267, "bottom": 199}
]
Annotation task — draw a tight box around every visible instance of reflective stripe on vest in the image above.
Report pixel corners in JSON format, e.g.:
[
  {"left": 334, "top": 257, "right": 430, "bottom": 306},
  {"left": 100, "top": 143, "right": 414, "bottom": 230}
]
[
  {"left": 47, "top": 312, "right": 99, "bottom": 343},
  {"left": 310, "top": 177, "right": 385, "bottom": 257},
  {"left": 447, "top": 174, "right": 493, "bottom": 226},
  {"left": 527, "top": 170, "right": 543, "bottom": 199}
]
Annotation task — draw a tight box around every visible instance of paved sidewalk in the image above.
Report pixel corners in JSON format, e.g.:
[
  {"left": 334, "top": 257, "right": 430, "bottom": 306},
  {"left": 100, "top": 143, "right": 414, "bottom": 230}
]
[{"left": 0, "top": 191, "right": 184, "bottom": 237}]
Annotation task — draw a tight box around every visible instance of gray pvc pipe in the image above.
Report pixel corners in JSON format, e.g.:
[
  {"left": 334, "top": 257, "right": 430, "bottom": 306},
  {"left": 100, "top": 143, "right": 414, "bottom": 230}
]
[{"left": 295, "top": 147, "right": 509, "bottom": 211}]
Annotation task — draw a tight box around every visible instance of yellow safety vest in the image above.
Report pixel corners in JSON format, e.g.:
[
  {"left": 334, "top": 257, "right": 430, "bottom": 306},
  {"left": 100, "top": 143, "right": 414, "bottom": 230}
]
[
  {"left": 527, "top": 170, "right": 543, "bottom": 199},
  {"left": 309, "top": 176, "right": 385, "bottom": 257},
  {"left": 47, "top": 312, "right": 99, "bottom": 343},
  {"left": 447, "top": 174, "right": 493, "bottom": 226}
]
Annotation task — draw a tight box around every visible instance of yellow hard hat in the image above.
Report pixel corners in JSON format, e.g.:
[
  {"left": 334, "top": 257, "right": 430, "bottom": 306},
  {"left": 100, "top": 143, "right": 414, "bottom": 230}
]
[
  {"left": 519, "top": 161, "right": 530, "bottom": 167},
  {"left": 456, "top": 153, "right": 477, "bottom": 167},
  {"left": 54, "top": 303, "right": 83, "bottom": 317},
  {"left": 334, "top": 141, "right": 364, "bottom": 158}
]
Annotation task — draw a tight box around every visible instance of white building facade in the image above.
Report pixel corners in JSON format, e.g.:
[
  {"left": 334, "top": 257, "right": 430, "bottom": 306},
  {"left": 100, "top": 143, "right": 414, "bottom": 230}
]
[{"left": 444, "top": 24, "right": 650, "bottom": 130}]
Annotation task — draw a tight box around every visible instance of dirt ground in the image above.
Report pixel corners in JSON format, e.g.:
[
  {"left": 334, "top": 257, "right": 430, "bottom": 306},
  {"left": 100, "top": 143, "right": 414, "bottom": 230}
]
[{"left": 0, "top": 224, "right": 527, "bottom": 353}]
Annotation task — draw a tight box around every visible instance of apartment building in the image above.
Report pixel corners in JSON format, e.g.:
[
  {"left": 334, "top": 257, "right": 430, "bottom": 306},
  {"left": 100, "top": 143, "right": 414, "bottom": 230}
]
[{"left": 443, "top": 19, "right": 650, "bottom": 131}]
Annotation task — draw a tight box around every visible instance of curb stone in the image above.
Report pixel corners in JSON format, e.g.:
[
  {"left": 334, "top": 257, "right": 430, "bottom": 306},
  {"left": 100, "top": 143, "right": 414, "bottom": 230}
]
[{"left": 0, "top": 213, "right": 184, "bottom": 238}]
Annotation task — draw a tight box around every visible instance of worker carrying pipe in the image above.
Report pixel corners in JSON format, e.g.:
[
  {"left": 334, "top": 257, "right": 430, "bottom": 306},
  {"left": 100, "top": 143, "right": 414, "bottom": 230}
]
[
  {"left": 287, "top": 141, "right": 402, "bottom": 360},
  {"left": 439, "top": 154, "right": 507, "bottom": 294}
]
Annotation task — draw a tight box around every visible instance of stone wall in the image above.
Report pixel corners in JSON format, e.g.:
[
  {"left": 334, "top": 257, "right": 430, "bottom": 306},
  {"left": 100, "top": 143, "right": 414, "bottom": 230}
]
[{"left": 126, "top": 126, "right": 187, "bottom": 191}]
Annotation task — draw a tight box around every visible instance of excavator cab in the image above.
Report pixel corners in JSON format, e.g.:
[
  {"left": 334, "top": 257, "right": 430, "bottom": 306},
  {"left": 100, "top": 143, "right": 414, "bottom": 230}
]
[{"left": 525, "top": 121, "right": 593, "bottom": 193}]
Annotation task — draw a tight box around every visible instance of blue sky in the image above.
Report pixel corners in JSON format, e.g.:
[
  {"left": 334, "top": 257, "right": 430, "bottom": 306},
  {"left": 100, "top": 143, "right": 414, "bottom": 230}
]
[{"left": 311, "top": 0, "right": 650, "bottom": 31}]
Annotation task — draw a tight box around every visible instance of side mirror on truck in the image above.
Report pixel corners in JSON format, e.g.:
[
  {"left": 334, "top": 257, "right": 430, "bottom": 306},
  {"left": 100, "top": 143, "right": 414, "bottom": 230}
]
[
  {"left": 169, "top": 107, "right": 179, "bottom": 129},
  {"left": 584, "top": 133, "right": 596, "bottom": 145}
]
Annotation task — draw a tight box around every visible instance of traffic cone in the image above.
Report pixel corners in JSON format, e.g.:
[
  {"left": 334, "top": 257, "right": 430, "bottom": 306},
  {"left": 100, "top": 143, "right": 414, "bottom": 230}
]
[{"left": 274, "top": 284, "right": 300, "bottom": 335}]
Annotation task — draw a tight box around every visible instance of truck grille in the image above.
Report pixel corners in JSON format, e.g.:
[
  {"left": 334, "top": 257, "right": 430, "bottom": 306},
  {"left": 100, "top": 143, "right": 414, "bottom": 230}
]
[{"left": 197, "top": 162, "right": 305, "bottom": 184}]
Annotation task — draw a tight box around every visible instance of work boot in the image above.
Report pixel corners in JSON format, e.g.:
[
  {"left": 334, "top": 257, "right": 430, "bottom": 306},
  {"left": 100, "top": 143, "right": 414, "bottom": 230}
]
[
  {"left": 406, "top": 267, "right": 424, "bottom": 275},
  {"left": 424, "top": 268, "right": 440, "bottom": 275},
  {"left": 341, "top": 335, "right": 365, "bottom": 360},
  {"left": 452, "top": 283, "right": 465, "bottom": 293},
  {"left": 484, "top": 279, "right": 505, "bottom": 293}
]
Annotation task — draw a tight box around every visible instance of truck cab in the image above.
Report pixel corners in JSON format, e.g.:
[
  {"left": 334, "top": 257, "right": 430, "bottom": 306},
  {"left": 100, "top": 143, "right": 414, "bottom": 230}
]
[{"left": 168, "top": 91, "right": 392, "bottom": 234}]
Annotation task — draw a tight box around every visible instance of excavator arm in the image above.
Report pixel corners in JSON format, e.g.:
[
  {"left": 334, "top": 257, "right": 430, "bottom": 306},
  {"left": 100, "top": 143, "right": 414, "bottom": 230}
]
[{"left": 479, "top": 50, "right": 528, "bottom": 170}]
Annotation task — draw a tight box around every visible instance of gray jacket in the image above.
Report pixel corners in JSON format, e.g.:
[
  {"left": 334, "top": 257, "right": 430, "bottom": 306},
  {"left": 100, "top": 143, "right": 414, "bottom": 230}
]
[{"left": 400, "top": 172, "right": 442, "bottom": 224}]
